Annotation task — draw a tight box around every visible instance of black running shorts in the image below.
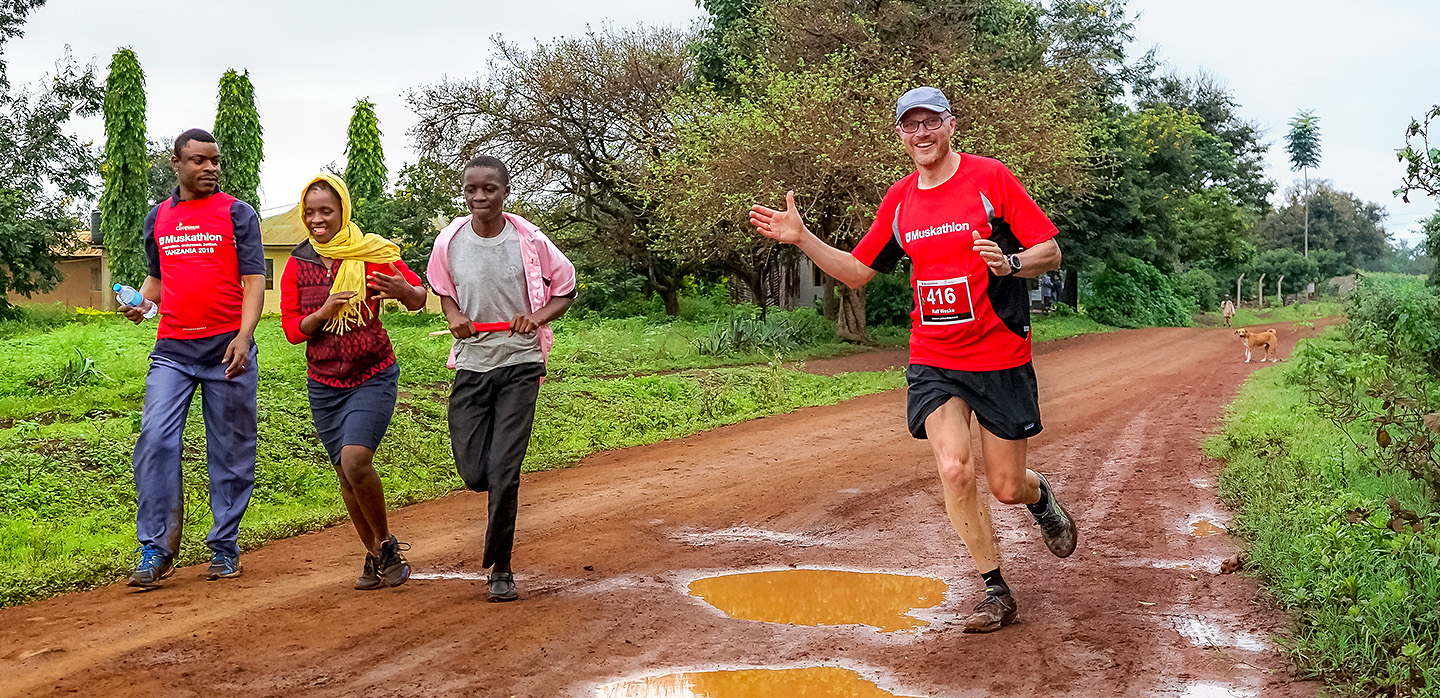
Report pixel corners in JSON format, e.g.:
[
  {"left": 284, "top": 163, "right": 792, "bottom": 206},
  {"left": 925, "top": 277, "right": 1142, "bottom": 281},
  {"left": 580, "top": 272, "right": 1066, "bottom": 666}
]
[{"left": 906, "top": 362, "right": 1042, "bottom": 441}]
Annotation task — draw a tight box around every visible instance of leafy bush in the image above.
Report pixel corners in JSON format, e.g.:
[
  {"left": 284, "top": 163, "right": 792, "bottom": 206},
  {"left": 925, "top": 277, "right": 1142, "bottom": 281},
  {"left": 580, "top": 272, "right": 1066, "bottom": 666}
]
[
  {"left": 1081, "top": 257, "right": 1191, "bottom": 328},
  {"left": 865, "top": 266, "right": 913, "bottom": 327},
  {"left": 1173, "top": 268, "right": 1219, "bottom": 311},
  {"left": 1343, "top": 274, "right": 1440, "bottom": 376}
]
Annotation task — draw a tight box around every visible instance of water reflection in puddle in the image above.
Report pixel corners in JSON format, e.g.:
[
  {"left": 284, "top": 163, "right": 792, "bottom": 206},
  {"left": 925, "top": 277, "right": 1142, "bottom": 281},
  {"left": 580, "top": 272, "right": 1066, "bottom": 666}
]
[
  {"left": 688, "top": 569, "right": 947, "bottom": 632},
  {"left": 1171, "top": 616, "right": 1266, "bottom": 651},
  {"left": 596, "top": 667, "right": 908, "bottom": 697},
  {"left": 1178, "top": 682, "right": 1254, "bottom": 698},
  {"left": 1188, "top": 516, "right": 1227, "bottom": 537}
]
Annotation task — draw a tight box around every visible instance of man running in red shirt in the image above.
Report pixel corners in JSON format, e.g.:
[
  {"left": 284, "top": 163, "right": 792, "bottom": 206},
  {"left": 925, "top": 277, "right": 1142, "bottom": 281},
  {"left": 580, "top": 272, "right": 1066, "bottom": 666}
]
[{"left": 750, "top": 86, "right": 1077, "bottom": 632}]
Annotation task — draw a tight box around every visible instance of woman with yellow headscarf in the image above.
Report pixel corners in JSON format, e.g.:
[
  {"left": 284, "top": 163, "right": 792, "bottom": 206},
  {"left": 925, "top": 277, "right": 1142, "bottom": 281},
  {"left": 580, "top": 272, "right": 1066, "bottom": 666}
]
[{"left": 279, "top": 173, "right": 428, "bottom": 590}]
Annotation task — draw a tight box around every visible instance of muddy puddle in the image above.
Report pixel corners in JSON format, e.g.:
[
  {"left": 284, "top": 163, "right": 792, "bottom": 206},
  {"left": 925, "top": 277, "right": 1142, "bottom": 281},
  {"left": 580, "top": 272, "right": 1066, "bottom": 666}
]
[
  {"left": 688, "top": 569, "right": 946, "bottom": 632},
  {"left": 1171, "top": 616, "right": 1266, "bottom": 651},
  {"left": 1188, "top": 514, "right": 1227, "bottom": 537},
  {"left": 1178, "top": 682, "right": 1254, "bottom": 698},
  {"left": 595, "top": 666, "right": 912, "bottom": 697}
]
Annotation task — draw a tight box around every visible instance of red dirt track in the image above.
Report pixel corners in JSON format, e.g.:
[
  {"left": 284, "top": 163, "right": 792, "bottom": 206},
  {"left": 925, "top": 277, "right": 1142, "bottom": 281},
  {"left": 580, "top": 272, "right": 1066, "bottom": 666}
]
[{"left": 2, "top": 323, "right": 1327, "bottom": 697}]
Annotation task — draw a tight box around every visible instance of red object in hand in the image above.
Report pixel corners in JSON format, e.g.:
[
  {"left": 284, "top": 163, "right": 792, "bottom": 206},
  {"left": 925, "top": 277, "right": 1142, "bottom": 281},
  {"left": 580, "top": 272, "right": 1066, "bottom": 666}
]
[{"left": 471, "top": 321, "right": 511, "bottom": 333}]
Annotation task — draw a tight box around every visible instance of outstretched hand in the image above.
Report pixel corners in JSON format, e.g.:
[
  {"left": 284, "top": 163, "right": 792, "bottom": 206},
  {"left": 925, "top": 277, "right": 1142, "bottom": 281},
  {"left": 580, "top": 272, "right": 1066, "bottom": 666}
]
[{"left": 749, "top": 190, "right": 806, "bottom": 245}]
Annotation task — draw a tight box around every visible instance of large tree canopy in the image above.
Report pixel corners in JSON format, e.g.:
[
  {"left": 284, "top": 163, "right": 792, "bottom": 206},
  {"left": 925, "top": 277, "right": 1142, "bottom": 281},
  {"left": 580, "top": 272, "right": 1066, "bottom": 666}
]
[
  {"left": 1255, "top": 182, "right": 1389, "bottom": 271},
  {"left": 0, "top": 2, "right": 102, "bottom": 307},
  {"left": 408, "top": 27, "right": 695, "bottom": 314}
]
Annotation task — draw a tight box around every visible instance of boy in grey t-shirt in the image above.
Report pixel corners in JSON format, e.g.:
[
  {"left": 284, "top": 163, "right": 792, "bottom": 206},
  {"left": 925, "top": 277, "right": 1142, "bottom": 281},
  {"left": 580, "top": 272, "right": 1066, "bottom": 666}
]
[{"left": 432, "top": 155, "right": 576, "bottom": 602}]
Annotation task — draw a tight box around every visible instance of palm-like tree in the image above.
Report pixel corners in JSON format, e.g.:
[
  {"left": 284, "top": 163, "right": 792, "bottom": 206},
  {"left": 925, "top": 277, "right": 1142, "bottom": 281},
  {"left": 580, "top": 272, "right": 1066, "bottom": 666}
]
[{"left": 1286, "top": 110, "right": 1322, "bottom": 258}]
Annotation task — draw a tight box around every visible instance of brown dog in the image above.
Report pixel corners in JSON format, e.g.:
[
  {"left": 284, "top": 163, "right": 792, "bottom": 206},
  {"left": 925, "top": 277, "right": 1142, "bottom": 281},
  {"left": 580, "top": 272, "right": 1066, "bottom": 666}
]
[{"left": 1234, "top": 328, "right": 1279, "bottom": 363}]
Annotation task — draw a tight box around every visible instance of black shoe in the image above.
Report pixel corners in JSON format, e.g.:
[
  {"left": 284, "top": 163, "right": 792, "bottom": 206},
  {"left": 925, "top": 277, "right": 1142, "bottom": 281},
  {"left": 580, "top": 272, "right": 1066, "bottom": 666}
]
[
  {"left": 962, "top": 586, "right": 1018, "bottom": 633},
  {"left": 488, "top": 571, "right": 518, "bottom": 602},
  {"left": 376, "top": 535, "right": 411, "bottom": 588},
  {"left": 1030, "top": 473, "right": 1078, "bottom": 558},
  {"left": 355, "top": 553, "right": 383, "bottom": 591},
  {"left": 127, "top": 545, "right": 174, "bottom": 588}
]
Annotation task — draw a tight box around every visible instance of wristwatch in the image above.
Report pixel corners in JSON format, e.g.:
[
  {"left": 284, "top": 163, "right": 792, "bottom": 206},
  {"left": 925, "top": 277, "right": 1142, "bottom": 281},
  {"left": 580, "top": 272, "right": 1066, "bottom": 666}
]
[{"left": 1005, "top": 254, "right": 1022, "bottom": 275}]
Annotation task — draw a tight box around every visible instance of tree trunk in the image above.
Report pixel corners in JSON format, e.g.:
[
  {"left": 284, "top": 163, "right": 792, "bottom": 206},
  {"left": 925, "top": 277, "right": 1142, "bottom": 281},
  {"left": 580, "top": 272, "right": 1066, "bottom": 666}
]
[
  {"left": 1060, "top": 268, "right": 1079, "bottom": 308},
  {"left": 660, "top": 288, "right": 679, "bottom": 317},
  {"left": 836, "top": 284, "right": 868, "bottom": 343},
  {"left": 821, "top": 275, "right": 837, "bottom": 321},
  {"left": 740, "top": 270, "right": 768, "bottom": 320}
]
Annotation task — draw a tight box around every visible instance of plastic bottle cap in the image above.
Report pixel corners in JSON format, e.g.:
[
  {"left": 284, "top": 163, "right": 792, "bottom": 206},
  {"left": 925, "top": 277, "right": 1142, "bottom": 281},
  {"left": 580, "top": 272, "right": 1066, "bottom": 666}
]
[{"left": 112, "top": 283, "right": 122, "bottom": 292}]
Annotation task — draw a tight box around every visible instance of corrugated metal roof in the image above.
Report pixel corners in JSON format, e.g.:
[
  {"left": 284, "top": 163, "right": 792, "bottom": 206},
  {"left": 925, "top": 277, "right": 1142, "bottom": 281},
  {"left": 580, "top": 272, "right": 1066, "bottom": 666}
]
[{"left": 260, "top": 205, "right": 308, "bottom": 247}]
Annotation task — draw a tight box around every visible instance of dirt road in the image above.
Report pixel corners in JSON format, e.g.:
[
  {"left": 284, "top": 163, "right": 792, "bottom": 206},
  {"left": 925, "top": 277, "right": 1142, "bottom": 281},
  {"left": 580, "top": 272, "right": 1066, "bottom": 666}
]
[{"left": 2, "top": 323, "right": 1324, "bottom": 697}]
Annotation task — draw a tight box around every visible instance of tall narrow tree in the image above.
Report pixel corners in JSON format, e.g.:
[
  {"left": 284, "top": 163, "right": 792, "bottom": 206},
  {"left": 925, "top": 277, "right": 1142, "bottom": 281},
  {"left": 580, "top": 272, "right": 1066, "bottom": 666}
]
[
  {"left": 100, "top": 47, "right": 149, "bottom": 286},
  {"left": 345, "top": 98, "right": 386, "bottom": 203},
  {"left": 213, "top": 69, "right": 263, "bottom": 211},
  {"left": 1285, "top": 110, "right": 1322, "bottom": 258}
]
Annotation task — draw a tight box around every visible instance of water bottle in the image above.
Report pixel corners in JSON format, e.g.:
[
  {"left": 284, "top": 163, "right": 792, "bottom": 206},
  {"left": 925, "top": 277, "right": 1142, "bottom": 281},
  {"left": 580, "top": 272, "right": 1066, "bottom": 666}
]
[{"left": 113, "top": 283, "right": 158, "bottom": 319}]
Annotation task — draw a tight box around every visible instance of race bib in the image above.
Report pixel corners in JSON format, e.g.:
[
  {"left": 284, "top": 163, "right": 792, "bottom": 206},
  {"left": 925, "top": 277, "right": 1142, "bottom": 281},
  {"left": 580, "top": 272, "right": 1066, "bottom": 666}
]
[{"left": 915, "top": 276, "right": 975, "bottom": 326}]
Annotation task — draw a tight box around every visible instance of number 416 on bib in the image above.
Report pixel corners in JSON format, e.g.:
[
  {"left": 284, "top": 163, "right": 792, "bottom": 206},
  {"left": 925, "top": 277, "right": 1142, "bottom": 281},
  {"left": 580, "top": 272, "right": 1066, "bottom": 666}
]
[{"left": 915, "top": 276, "right": 975, "bottom": 326}]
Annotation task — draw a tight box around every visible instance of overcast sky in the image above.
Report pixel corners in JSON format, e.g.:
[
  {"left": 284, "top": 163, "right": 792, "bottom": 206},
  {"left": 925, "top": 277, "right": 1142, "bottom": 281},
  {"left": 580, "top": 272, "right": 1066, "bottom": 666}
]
[{"left": 5, "top": 0, "right": 1436, "bottom": 243}]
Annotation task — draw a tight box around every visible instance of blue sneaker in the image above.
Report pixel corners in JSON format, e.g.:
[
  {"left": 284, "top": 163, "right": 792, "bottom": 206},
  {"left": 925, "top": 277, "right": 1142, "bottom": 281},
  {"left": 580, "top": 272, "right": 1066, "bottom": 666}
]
[
  {"left": 206, "top": 553, "right": 242, "bottom": 580},
  {"left": 127, "top": 545, "right": 174, "bottom": 588}
]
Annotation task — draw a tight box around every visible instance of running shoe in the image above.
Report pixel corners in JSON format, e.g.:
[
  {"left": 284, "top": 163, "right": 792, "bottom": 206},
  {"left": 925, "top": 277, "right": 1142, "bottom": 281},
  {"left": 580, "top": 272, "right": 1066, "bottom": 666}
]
[
  {"left": 488, "top": 571, "right": 518, "bottom": 602},
  {"left": 962, "top": 586, "right": 1018, "bottom": 633},
  {"left": 206, "top": 553, "right": 243, "bottom": 580},
  {"left": 377, "top": 535, "right": 411, "bottom": 588},
  {"left": 355, "top": 553, "right": 382, "bottom": 591},
  {"left": 1030, "top": 472, "right": 1078, "bottom": 558},
  {"left": 127, "top": 545, "right": 173, "bottom": 588}
]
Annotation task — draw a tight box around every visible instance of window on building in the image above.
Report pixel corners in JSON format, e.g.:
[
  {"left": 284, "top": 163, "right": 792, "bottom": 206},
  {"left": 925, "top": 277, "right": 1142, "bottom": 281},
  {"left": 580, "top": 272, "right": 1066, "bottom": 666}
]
[
  {"left": 265, "top": 258, "right": 275, "bottom": 290},
  {"left": 812, "top": 263, "right": 823, "bottom": 287},
  {"left": 90, "top": 265, "right": 101, "bottom": 291}
]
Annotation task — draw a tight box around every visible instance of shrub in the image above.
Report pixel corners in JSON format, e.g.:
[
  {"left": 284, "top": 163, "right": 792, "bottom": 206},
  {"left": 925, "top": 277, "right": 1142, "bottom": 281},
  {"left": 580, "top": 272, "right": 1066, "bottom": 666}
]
[
  {"left": 1081, "top": 257, "right": 1191, "bottom": 328},
  {"left": 1173, "top": 268, "right": 1219, "bottom": 311},
  {"left": 865, "top": 267, "right": 913, "bottom": 327}
]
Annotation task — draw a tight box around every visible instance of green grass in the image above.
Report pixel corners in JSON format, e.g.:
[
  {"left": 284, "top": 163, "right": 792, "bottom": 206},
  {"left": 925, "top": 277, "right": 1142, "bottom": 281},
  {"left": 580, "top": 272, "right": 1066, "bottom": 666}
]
[
  {"left": 1030, "top": 311, "right": 1117, "bottom": 342},
  {"left": 0, "top": 299, "right": 1116, "bottom": 608},
  {"left": 1194, "top": 300, "right": 1343, "bottom": 329},
  {"left": 0, "top": 309, "right": 907, "bottom": 606},
  {"left": 1205, "top": 335, "right": 1440, "bottom": 696}
]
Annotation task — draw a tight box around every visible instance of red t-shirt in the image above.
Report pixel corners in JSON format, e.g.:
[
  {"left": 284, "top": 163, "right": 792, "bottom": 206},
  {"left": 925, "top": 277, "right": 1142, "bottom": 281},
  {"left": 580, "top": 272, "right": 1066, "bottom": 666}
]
[
  {"left": 145, "top": 190, "right": 266, "bottom": 342},
  {"left": 852, "top": 154, "right": 1058, "bottom": 371}
]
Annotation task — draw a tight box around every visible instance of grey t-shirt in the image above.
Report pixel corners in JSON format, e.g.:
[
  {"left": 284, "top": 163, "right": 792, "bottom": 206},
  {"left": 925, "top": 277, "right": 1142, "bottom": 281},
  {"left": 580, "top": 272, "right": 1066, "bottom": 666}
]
[{"left": 449, "top": 220, "right": 542, "bottom": 372}]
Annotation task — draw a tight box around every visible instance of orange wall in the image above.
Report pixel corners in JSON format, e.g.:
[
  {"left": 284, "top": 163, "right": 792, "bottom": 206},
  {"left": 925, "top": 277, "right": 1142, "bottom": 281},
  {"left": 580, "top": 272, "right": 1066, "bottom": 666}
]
[{"left": 9, "top": 258, "right": 106, "bottom": 309}]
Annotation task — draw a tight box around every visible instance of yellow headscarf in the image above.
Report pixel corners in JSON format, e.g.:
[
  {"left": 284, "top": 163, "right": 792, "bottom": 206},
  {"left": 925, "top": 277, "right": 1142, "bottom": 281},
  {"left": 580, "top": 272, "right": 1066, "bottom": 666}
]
[{"left": 301, "top": 173, "right": 402, "bottom": 334}]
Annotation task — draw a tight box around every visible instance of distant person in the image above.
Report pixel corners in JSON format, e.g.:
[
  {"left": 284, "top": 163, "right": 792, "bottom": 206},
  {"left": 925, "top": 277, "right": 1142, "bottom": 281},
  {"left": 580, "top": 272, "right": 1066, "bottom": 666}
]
[
  {"left": 750, "top": 86, "right": 1077, "bottom": 633},
  {"left": 124, "top": 128, "right": 265, "bottom": 587},
  {"left": 1221, "top": 296, "right": 1236, "bottom": 327},
  {"left": 1040, "top": 273, "right": 1054, "bottom": 311},
  {"left": 426, "top": 155, "right": 577, "bottom": 602},
  {"left": 280, "top": 174, "right": 427, "bottom": 590}
]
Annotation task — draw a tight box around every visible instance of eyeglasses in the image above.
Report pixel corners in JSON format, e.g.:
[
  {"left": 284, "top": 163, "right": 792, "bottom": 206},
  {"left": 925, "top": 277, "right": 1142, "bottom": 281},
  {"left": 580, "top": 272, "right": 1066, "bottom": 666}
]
[{"left": 898, "top": 113, "right": 950, "bottom": 133}]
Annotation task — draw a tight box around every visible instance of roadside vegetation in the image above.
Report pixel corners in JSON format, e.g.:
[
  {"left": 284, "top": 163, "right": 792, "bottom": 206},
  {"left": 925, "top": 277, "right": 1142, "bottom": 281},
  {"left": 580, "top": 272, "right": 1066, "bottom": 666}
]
[
  {"left": 1207, "top": 274, "right": 1440, "bottom": 697},
  {"left": 0, "top": 296, "right": 1114, "bottom": 607}
]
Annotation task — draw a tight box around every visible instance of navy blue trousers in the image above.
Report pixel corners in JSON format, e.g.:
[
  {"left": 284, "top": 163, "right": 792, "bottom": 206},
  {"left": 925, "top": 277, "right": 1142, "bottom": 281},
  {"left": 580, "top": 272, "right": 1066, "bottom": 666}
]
[{"left": 132, "top": 346, "right": 258, "bottom": 558}]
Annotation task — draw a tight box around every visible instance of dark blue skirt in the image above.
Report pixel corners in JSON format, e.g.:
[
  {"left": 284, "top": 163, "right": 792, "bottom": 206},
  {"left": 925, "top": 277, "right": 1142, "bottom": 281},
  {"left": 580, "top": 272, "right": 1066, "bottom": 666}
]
[{"left": 306, "top": 363, "right": 399, "bottom": 465}]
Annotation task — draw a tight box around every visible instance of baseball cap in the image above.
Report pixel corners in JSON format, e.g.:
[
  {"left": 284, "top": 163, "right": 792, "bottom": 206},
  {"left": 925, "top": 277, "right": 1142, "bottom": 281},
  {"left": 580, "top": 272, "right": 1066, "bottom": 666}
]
[{"left": 895, "top": 86, "right": 951, "bottom": 123}]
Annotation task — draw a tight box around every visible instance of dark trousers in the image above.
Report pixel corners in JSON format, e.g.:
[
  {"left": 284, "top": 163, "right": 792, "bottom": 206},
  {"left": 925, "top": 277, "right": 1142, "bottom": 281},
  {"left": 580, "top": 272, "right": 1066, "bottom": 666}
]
[
  {"left": 133, "top": 346, "right": 259, "bottom": 558},
  {"left": 448, "top": 362, "right": 544, "bottom": 569}
]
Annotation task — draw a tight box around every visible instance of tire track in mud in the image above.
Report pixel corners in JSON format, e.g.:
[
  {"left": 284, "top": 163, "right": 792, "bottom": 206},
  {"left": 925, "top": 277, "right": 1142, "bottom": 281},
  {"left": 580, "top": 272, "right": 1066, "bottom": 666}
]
[{"left": 0, "top": 322, "right": 1332, "bottom": 697}]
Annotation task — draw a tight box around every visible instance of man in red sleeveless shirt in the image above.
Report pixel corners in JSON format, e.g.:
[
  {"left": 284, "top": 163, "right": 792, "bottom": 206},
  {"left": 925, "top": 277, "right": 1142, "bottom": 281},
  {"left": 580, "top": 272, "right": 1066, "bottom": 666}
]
[
  {"left": 750, "top": 87, "right": 1078, "bottom": 633},
  {"left": 122, "top": 129, "right": 267, "bottom": 587}
]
